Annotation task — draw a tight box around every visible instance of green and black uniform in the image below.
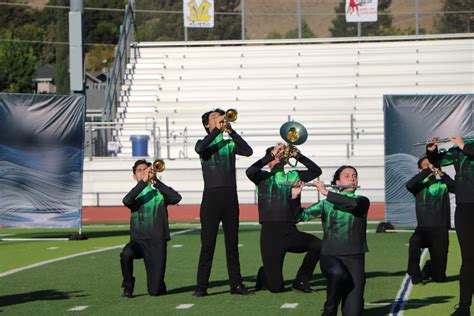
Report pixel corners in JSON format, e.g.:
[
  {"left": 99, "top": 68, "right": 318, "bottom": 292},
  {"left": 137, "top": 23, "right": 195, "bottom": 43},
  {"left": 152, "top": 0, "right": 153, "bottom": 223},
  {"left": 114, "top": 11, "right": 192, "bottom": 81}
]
[
  {"left": 246, "top": 152, "right": 322, "bottom": 292},
  {"left": 427, "top": 140, "right": 474, "bottom": 310},
  {"left": 406, "top": 168, "right": 455, "bottom": 282},
  {"left": 195, "top": 127, "right": 253, "bottom": 290},
  {"left": 291, "top": 191, "right": 370, "bottom": 316},
  {"left": 120, "top": 179, "right": 181, "bottom": 296}
]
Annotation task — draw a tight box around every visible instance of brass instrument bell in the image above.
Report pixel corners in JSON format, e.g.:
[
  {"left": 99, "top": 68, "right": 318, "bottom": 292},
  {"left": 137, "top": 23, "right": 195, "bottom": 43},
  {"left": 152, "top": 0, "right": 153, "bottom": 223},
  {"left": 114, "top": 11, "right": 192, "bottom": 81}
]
[
  {"left": 279, "top": 121, "right": 308, "bottom": 167},
  {"left": 280, "top": 121, "right": 308, "bottom": 145},
  {"left": 224, "top": 109, "right": 238, "bottom": 122},
  {"left": 152, "top": 159, "right": 165, "bottom": 173}
]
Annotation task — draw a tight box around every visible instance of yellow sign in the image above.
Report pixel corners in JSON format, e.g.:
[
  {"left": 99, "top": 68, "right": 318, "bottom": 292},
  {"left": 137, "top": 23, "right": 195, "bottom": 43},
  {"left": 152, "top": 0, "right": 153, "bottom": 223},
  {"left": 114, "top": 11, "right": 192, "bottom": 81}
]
[{"left": 183, "top": 0, "right": 214, "bottom": 28}]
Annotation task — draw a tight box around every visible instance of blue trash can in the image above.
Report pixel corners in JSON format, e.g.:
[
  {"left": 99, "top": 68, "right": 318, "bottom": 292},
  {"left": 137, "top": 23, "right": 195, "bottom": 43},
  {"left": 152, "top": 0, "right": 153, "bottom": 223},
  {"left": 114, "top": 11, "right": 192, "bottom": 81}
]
[{"left": 130, "top": 135, "right": 149, "bottom": 157}]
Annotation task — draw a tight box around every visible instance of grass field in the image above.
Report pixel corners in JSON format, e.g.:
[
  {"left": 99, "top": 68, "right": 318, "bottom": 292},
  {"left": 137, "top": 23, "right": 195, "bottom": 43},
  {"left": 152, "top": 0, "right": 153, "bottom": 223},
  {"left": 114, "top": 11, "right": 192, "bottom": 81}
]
[{"left": 0, "top": 223, "right": 462, "bottom": 315}]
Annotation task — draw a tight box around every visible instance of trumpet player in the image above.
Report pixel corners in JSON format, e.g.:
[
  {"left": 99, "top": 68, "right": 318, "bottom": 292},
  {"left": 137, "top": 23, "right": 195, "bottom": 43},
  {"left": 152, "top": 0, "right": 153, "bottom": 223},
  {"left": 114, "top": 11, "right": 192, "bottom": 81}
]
[
  {"left": 405, "top": 156, "right": 455, "bottom": 285},
  {"left": 290, "top": 166, "right": 370, "bottom": 316},
  {"left": 120, "top": 159, "right": 182, "bottom": 298},
  {"left": 246, "top": 143, "right": 322, "bottom": 293},
  {"left": 193, "top": 108, "right": 253, "bottom": 297},
  {"left": 426, "top": 135, "right": 474, "bottom": 316}
]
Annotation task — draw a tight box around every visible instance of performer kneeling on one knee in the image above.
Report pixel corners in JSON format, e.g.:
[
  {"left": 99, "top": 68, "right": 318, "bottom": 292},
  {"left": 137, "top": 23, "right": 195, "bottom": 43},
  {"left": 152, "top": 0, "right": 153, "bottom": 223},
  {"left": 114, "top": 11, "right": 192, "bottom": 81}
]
[
  {"left": 246, "top": 143, "right": 322, "bottom": 293},
  {"left": 406, "top": 156, "right": 455, "bottom": 285},
  {"left": 120, "top": 159, "right": 182, "bottom": 298},
  {"left": 290, "top": 166, "right": 369, "bottom": 316}
]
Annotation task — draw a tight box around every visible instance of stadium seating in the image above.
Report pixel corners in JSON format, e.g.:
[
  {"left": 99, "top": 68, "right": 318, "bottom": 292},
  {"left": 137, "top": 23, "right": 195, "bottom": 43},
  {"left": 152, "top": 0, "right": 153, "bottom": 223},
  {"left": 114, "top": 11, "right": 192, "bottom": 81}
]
[{"left": 82, "top": 38, "right": 473, "bottom": 206}]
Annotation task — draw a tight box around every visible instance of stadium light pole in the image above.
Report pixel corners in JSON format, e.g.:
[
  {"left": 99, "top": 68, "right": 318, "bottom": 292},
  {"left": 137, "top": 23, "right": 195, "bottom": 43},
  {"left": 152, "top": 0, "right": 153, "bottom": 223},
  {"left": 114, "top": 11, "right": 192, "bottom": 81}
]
[
  {"left": 69, "top": 0, "right": 87, "bottom": 240},
  {"left": 69, "top": 0, "right": 85, "bottom": 95}
]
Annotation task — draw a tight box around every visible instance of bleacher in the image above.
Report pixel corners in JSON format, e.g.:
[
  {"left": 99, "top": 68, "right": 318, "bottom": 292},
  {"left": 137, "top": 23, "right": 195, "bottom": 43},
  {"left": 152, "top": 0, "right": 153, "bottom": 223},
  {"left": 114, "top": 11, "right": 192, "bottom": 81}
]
[{"left": 82, "top": 37, "right": 474, "bottom": 206}]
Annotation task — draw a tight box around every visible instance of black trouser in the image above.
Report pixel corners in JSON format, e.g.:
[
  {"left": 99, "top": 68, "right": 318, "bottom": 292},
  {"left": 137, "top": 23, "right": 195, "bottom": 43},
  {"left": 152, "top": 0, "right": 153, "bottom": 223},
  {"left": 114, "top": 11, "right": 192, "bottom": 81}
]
[
  {"left": 196, "top": 187, "right": 242, "bottom": 289},
  {"left": 455, "top": 203, "right": 474, "bottom": 310},
  {"left": 120, "top": 239, "right": 167, "bottom": 296},
  {"left": 320, "top": 254, "right": 365, "bottom": 316},
  {"left": 407, "top": 226, "right": 449, "bottom": 282},
  {"left": 259, "top": 222, "right": 322, "bottom": 293}
]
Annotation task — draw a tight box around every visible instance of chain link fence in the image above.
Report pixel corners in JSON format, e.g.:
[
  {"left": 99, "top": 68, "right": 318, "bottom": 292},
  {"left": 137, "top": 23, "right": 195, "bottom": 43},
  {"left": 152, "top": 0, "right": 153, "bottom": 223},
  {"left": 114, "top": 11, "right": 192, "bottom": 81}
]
[{"left": 134, "top": 0, "right": 473, "bottom": 42}]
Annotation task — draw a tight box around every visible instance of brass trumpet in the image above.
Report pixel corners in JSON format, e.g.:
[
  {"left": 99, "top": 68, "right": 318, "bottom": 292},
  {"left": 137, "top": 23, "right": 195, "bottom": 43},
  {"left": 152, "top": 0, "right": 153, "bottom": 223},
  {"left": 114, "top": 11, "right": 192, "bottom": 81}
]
[
  {"left": 279, "top": 181, "right": 360, "bottom": 190},
  {"left": 152, "top": 159, "right": 165, "bottom": 173},
  {"left": 413, "top": 136, "right": 474, "bottom": 146},
  {"left": 279, "top": 121, "right": 308, "bottom": 167},
  {"left": 224, "top": 109, "right": 238, "bottom": 122}
]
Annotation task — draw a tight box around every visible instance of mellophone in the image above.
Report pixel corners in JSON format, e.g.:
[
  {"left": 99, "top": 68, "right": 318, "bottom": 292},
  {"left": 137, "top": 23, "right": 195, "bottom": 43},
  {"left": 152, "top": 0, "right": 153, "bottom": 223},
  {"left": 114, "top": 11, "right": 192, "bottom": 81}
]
[{"left": 278, "top": 181, "right": 360, "bottom": 190}]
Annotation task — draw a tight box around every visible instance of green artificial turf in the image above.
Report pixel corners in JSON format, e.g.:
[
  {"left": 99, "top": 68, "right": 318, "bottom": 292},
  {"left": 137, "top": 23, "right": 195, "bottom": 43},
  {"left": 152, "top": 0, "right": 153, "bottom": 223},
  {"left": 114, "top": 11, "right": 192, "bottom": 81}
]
[{"left": 0, "top": 224, "right": 462, "bottom": 315}]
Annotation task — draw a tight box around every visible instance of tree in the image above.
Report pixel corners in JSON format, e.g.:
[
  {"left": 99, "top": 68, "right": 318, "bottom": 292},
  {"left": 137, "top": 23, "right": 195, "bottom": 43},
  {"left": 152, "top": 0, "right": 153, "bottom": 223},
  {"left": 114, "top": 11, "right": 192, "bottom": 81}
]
[
  {"left": 330, "top": 0, "right": 395, "bottom": 37},
  {"left": 84, "top": 0, "right": 127, "bottom": 45},
  {"left": 85, "top": 46, "right": 115, "bottom": 74},
  {"left": 0, "top": 31, "right": 36, "bottom": 93},
  {"left": 285, "top": 20, "right": 316, "bottom": 39},
  {"left": 437, "top": 0, "right": 472, "bottom": 34}
]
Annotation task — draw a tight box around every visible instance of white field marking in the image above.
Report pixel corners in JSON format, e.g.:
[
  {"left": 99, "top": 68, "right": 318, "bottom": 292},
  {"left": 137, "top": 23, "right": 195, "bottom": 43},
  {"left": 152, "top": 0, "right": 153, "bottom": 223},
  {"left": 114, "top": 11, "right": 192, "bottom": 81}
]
[
  {"left": 68, "top": 306, "right": 89, "bottom": 311},
  {"left": 281, "top": 303, "right": 299, "bottom": 309},
  {"left": 365, "top": 302, "right": 392, "bottom": 306},
  {"left": 171, "top": 244, "right": 183, "bottom": 248},
  {"left": 1, "top": 238, "right": 69, "bottom": 241},
  {"left": 47, "top": 247, "right": 60, "bottom": 250},
  {"left": 176, "top": 304, "right": 194, "bottom": 309},
  {"left": 238, "top": 244, "right": 243, "bottom": 247},
  {"left": 0, "top": 228, "right": 198, "bottom": 278},
  {"left": 389, "top": 248, "right": 429, "bottom": 316}
]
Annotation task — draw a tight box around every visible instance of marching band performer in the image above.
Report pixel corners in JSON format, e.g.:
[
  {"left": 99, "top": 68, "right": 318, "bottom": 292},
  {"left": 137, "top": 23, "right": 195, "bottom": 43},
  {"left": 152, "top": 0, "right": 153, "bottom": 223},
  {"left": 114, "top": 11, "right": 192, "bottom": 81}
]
[
  {"left": 193, "top": 108, "right": 253, "bottom": 297},
  {"left": 426, "top": 135, "right": 474, "bottom": 316},
  {"left": 120, "top": 159, "right": 182, "bottom": 298},
  {"left": 405, "top": 156, "right": 455, "bottom": 285},
  {"left": 246, "top": 143, "right": 322, "bottom": 293},
  {"left": 290, "top": 166, "right": 370, "bottom": 316}
]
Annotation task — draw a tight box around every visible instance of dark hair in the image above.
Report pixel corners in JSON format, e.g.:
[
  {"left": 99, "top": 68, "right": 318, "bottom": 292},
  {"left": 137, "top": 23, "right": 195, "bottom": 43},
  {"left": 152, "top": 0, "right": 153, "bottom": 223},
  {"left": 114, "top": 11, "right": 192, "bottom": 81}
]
[
  {"left": 417, "top": 156, "right": 428, "bottom": 169},
  {"left": 201, "top": 108, "right": 225, "bottom": 133},
  {"left": 265, "top": 146, "right": 274, "bottom": 156},
  {"left": 132, "top": 159, "right": 151, "bottom": 174},
  {"left": 331, "top": 165, "right": 358, "bottom": 185}
]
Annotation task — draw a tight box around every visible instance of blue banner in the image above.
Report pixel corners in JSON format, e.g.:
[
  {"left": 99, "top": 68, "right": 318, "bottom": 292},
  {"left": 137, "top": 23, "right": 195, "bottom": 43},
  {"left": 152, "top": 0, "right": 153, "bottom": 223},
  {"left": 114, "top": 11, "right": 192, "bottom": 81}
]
[
  {"left": 384, "top": 94, "right": 473, "bottom": 226},
  {"left": 0, "top": 93, "right": 85, "bottom": 228}
]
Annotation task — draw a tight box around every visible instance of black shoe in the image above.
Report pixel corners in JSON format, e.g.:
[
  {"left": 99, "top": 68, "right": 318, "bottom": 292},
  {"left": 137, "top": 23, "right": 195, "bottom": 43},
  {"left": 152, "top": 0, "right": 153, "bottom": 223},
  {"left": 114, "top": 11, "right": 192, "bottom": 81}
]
[
  {"left": 230, "top": 284, "right": 254, "bottom": 295},
  {"left": 411, "top": 274, "right": 423, "bottom": 285},
  {"left": 451, "top": 306, "right": 471, "bottom": 316},
  {"left": 192, "top": 288, "right": 208, "bottom": 297},
  {"left": 421, "top": 260, "right": 432, "bottom": 281},
  {"left": 255, "top": 267, "right": 265, "bottom": 291},
  {"left": 121, "top": 277, "right": 134, "bottom": 298},
  {"left": 292, "top": 281, "right": 313, "bottom": 293},
  {"left": 121, "top": 290, "right": 133, "bottom": 298}
]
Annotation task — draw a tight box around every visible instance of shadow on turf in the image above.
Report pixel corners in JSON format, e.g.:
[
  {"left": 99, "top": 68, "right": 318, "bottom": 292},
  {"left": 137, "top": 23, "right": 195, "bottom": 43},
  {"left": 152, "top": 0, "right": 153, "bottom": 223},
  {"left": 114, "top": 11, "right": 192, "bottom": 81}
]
[
  {"left": 366, "top": 270, "right": 406, "bottom": 279},
  {"left": 0, "top": 289, "right": 88, "bottom": 308},
  {"left": 165, "top": 273, "right": 327, "bottom": 296}
]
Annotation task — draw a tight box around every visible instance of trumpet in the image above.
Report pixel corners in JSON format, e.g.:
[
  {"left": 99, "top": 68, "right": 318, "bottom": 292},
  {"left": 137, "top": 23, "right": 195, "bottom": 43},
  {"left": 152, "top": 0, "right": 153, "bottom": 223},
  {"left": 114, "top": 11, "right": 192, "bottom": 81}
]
[
  {"left": 224, "top": 109, "right": 238, "bottom": 122},
  {"left": 220, "top": 109, "right": 238, "bottom": 133},
  {"left": 152, "top": 159, "right": 165, "bottom": 173},
  {"left": 279, "top": 181, "right": 360, "bottom": 190},
  {"left": 413, "top": 136, "right": 474, "bottom": 146}
]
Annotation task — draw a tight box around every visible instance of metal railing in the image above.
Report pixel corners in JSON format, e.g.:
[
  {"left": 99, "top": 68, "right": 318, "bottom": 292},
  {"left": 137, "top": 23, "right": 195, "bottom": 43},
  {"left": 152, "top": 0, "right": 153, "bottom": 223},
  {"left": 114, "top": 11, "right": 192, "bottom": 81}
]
[
  {"left": 103, "top": 0, "right": 136, "bottom": 122},
  {"left": 84, "top": 113, "right": 383, "bottom": 161}
]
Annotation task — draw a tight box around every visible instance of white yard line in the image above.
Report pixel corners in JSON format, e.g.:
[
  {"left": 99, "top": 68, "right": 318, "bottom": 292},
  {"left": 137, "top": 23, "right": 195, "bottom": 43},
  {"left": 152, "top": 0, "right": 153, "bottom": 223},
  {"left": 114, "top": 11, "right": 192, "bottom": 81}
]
[
  {"left": 389, "top": 248, "right": 429, "bottom": 316},
  {"left": 0, "top": 228, "right": 198, "bottom": 278}
]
